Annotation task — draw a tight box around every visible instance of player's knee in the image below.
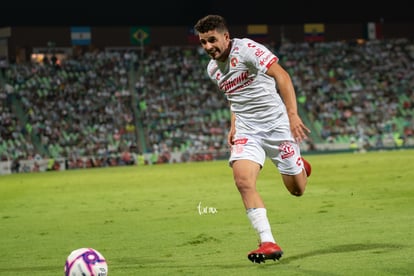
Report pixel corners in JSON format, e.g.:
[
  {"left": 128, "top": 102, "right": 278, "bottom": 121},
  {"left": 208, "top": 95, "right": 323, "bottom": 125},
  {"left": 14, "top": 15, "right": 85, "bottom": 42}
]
[
  {"left": 235, "top": 180, "right": 253, "bottom": 194},
  {"left": 290, "top": 189, "right": 304, "bottom": 197},
  {"left": 289, "top": 185, "right": 306, "bottom": 196}
]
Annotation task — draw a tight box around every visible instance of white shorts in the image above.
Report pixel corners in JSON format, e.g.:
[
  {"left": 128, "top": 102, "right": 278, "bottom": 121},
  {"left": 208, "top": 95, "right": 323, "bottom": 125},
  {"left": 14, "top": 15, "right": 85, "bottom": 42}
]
[{"left": 229, "top": 129, "right": 304, "bottom": 175}]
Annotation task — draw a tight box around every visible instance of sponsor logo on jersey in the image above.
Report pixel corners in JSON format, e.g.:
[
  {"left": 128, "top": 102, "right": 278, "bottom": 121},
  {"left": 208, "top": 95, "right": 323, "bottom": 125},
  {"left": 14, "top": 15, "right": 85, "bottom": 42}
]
[{"left": 219, "top": 71, "right": 249, "bottom": 92}]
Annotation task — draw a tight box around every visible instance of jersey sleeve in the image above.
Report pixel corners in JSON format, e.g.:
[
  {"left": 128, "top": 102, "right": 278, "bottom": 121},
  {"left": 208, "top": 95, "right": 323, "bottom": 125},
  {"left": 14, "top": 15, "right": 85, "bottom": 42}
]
[{"left": 239, "top": 38, "right": 279, "bottom": 73}]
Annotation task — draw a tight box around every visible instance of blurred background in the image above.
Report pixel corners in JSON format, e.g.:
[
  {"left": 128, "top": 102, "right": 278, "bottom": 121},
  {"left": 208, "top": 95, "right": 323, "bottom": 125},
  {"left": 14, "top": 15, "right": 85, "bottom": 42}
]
[{"left": 0, "top": 0, "right": 413, "bottom": 174}]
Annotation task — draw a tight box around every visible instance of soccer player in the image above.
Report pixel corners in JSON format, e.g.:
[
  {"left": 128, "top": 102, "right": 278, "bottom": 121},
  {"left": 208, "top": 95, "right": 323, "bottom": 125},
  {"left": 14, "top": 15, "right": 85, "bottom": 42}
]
[{"left": 194, "top": 15, "right": 312, "bottom": 264}]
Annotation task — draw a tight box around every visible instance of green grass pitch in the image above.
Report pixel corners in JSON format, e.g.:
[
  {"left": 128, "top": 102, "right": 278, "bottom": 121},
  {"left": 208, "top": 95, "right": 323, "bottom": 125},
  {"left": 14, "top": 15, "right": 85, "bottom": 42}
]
[{"left": 0, "top": 149, "right": 413, "bottom": 275}]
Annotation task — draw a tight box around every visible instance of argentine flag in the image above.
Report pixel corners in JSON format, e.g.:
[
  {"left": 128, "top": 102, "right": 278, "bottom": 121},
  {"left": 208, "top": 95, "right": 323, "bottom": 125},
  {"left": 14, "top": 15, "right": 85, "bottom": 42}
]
[{"left": 70, "top": 27, "right": 91, "bottom": 45}]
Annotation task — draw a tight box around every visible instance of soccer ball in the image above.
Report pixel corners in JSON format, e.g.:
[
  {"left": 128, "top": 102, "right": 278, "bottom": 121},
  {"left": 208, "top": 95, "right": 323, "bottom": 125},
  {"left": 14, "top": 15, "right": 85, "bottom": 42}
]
[{"left": 64, "top": 248, "right": 108, "bottom": 276}]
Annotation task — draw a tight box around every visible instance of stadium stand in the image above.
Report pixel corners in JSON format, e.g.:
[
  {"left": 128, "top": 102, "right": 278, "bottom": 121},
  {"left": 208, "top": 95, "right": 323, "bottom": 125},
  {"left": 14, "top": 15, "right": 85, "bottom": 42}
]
[{"left": 1, "top": 38, "right": 413, "bottom": 174}]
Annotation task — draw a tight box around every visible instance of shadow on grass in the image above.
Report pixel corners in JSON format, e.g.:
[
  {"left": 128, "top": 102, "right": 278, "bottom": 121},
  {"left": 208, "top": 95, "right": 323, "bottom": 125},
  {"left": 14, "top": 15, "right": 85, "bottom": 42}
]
[
  {"left": 0, "top": 243, "right": 403, "bottom": 274},
  {"left": 0, "top": 265, "right": 61, "bottom": 274},
  {"left": 281, "top": 243, "right": 403, "bottom": 264}
]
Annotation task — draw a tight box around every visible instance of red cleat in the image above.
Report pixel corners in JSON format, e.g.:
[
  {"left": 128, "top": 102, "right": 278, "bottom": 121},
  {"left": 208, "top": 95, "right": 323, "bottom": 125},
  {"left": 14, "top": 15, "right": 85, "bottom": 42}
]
[
  {"left": 247, "top": 242, "right": 283, "bottom": 263},
  {"left": 302, "top": 157, "right": 311, "bottom": 177}
]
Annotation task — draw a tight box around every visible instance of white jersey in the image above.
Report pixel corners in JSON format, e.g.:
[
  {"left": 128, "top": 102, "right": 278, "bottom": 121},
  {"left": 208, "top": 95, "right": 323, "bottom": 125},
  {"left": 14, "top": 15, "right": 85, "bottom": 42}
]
[{"left": 206, "top": 38, "right": 289, "bottom": 134}]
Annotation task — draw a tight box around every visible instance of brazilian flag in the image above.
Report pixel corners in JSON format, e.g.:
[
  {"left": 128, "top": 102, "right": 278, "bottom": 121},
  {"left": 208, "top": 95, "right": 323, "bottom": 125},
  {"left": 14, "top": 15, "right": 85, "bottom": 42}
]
[{"left": 130, "top": 27, "right": 150, "bottom": 45}]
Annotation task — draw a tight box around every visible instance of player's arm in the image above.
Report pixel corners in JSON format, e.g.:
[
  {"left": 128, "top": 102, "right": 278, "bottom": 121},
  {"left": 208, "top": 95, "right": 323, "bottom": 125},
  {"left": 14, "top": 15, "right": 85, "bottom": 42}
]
[{"left": 266, "top": 62, "right": 310, "bottom": 142}]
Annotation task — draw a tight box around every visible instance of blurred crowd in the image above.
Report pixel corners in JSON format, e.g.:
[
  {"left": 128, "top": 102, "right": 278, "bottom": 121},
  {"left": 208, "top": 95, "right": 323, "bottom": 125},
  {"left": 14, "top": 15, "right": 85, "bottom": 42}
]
[
  {"left": 1, "top": 38, "right": 413, "bottom": 172},
  {"left": 282, "top": 38, "right": 414, "bottom": 149}
]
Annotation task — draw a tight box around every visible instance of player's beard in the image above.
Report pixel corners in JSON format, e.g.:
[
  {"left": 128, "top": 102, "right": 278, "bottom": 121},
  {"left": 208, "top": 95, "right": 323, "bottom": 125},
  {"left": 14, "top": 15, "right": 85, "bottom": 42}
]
[
  {"left": 214, "top": 41, "right": 231, "bottom": 62},
  {"left": 208, "top": 48, "right": 221, "bottom": 60}
]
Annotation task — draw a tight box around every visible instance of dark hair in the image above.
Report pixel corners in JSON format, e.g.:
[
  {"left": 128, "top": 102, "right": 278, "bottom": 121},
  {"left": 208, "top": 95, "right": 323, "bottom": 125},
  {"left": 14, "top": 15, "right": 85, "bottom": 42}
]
[{"left": 194, "top": 14, "right": 229, "bottom": 34}]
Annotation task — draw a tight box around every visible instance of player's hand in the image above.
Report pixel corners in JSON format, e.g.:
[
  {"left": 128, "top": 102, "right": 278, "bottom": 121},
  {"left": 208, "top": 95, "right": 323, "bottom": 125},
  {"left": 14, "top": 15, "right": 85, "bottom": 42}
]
[{"left": 289, "top": 114, "right": 310, "bottom": 143}]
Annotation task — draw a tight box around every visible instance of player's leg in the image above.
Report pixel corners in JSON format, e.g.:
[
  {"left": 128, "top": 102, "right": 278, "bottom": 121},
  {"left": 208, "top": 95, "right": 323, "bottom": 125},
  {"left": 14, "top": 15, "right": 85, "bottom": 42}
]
[
  {"left": 231, "top": 133, "right": 286, "bottom": 263},
  {"left": 231, "top": 159, "right": 263, "bottom": 208},
  {"left": 229, "top": 135, "right": 266, "bottom": 209},
  {"left": 265, "top": 136, "right": 311, "bottom": 196},
  {"left": 281, "top": 156, "right": 311, "bottom": 196},
  {"left": 231, "top": 159, "right": 284, "bottom": 263}
]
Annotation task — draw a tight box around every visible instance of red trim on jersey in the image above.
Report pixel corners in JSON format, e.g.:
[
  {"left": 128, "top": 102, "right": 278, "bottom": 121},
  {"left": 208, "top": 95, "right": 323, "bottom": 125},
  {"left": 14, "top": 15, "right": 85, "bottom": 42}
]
[{"left": 266, "top": 57, "right": 278, "bottom": 69}]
